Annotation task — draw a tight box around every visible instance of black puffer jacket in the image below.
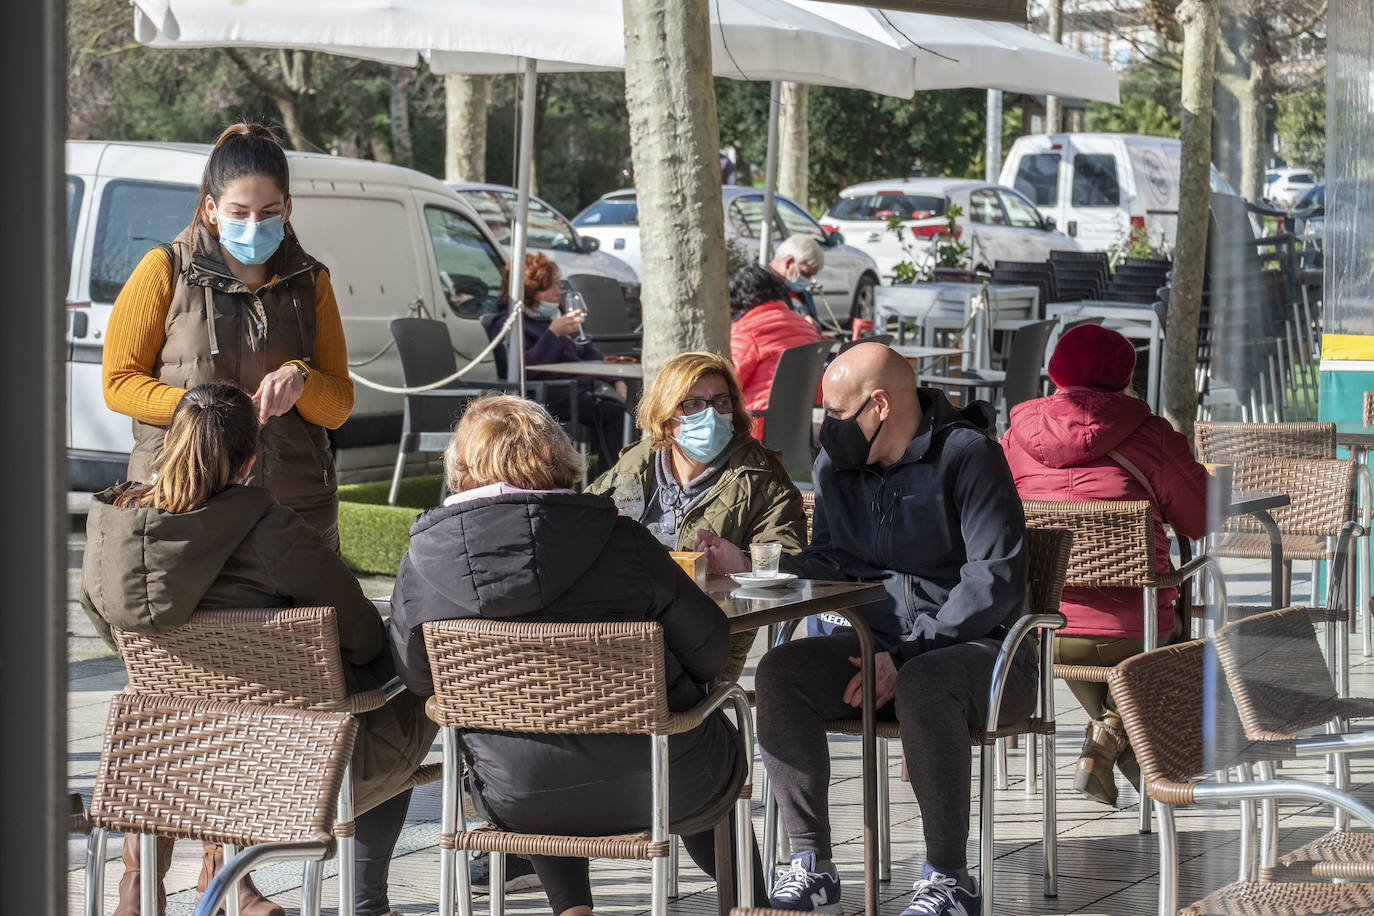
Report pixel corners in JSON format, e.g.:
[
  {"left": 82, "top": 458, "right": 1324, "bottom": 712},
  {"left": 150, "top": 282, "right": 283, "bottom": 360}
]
[{"left": 388, "top": 491, "right": 737, "bottom": 830}]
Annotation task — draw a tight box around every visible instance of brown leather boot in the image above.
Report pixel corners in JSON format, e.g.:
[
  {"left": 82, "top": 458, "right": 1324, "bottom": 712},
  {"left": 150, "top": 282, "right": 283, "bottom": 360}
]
[
  {"left": 196, "top": 842, "right": 286, "bottom": 916},
  {"left": 1073, "top": 720, "right": 1126, "bottom": 807},
  {"left": 113, "top": 833, "right": 175, "bottom": 916}
]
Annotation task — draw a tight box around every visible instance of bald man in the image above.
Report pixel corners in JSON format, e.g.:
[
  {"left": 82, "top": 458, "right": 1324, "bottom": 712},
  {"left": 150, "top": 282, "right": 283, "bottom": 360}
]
[{"left": 698, "top": 343, "right": 1036, "bottom": 916}]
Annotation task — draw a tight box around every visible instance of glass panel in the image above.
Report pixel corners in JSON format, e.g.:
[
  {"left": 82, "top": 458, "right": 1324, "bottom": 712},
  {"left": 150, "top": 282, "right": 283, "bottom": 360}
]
[
  {"left": 497, "top": 192, "right": 577, "bottom": 251},
  {"left": 827, "top": 193, "right": 946, "bottom": 221},
  {"left": 999, "top": 190, "right": 1043, "bottom": 229},
  {"left": 1014, "top": 153, "right": 1060, "bottom": 207},
  {"left": 968, "top": 189, "right": 1007, "bottom": 225},
  {"left": 728, "top": 196, "right": 768, "bottom": 238},
  {"left": 90, "top": 179, "right": 198, "bottom": 303},
  {"left": 775, "top": 197, "right": 827, "bottom": 240},
  {"left": 573, "top": 197, "right": 638, "bottom": 226},
  {"left": 65, "top": 175, "right": 83, "bottom": 272},
  {"left": 457, "top": 190, "right": 512, "bottom": 245},
  {"left": 1072, "top": 154, "right": 1121, "bottom": 207},
  {"left": 424, "top": 206, "right": 505, "bottom": 317}
]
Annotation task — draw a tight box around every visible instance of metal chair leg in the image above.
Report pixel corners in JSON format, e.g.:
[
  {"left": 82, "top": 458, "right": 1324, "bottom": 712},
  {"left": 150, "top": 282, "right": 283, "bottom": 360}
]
[
  {"left": 84, "top": 827, "right": 107, "bottom": 916},
  {"left": 877, "top": 737, "right": 891, "bottom": 882},
  {"left": 224, "top": 842, "right": 241, "bottom": 916},
  {"left": 1041, "top": 629, "right": 1058, "bottom": 898},
  {"left": 978, "top": 740, "right": 996, "bottom": 916},
  {"left": 337, "top": 762, "right": 355, "bottom": 916},
  {"left": 139, "top": 834, "right": 158, "bottom": 916},
  {"left": 1025, "top": 732, "right": 1038, "bottom": 797},
  {"left": 762, "top": 778, "right": 779, "bottom": 893},
  {"left": 301, "top": 858, "right": 324, "bottom": 916},
  {"left": 387, "top": 447, "right": 408, "bottom": 506},
  {"left": 490, "top": 853, "right": 506, "bottom": 916},
  {"left": 440, "top": 727, "right": 462, "bottom": 916},
  {"left": 1139, "top": 587, "right": 1156, "bottom": 835},
  {"left": 667, "top": 836, "right": 680, "bottom": 899},
  {"left": 995, "top": 737, "right": 1009, "bottom": 790}
]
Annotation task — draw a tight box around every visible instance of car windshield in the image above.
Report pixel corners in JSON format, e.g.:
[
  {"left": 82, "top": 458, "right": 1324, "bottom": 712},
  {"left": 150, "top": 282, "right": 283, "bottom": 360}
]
[
  {"left": 574, "top": 197, "right": 638, "bottom": 227},
  {"left": 827, "top": 192, "right": 946, "bottom": 221},
  {"left": 1296, "top": 183, "right": 1325, "bottom": 209},
  {"left": 1288, "top": 172, "right": 1314, "bottom": 185}
]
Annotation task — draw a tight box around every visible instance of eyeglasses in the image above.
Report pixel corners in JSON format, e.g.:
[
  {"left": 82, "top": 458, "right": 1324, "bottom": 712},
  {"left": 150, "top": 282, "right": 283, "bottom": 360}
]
[{"left": 678, "top": 394, "right": 737, "bottom": 414}]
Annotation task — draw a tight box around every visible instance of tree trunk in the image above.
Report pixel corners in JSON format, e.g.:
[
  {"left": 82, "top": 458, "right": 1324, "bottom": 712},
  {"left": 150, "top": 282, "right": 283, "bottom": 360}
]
[
  {"left": 1164, "top": 0, "right": 1219, "bottom": 443},
  {"left": 1240, "top": 43, "right": 1268, "bottom": 202},
  {"left": 1045, "top": 0, "right": 1064, "bottom": 132},
  {"left": 622, "top": 0, "right": 729, "bottom": 379},
  {"left": 444, "top": 74, "right": 488, "bottom": 182},
  {"left": 778, "top": 81, "right": 809, "bottom": 208},
  {"left": 389, "top": 67, "right": 414, "bottom": 169}
]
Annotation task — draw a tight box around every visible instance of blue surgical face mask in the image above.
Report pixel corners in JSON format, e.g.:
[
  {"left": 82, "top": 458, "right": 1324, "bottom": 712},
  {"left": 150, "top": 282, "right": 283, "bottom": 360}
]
[
  {"left": 533, "top": 302, "right": 560, "bottom": 319},
  {"left": 215, "top": 213, "right": 285, "bottom": 265},
  {"left": 675, "top": 406, "right": 734, "bottom": 464}
]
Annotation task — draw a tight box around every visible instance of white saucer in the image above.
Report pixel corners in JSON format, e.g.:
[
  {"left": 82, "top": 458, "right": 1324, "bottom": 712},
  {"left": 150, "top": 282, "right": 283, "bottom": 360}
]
[{"left": 730, "top": 572, "right": 798, "bottom": 588}]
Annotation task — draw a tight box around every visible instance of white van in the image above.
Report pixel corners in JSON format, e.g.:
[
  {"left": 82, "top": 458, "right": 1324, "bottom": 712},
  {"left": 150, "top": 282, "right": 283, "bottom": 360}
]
[
  {"left": 999, "top": 133, "right": 1238, "bottom": 254},
  {"left": 65, "top": 140, "right": 509, "bottom": 490}
]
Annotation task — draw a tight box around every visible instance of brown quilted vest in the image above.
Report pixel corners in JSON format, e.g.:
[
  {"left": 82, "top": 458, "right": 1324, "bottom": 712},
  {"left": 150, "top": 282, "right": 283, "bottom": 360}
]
[{"left": 126, "top": 223, "right": 339, "bottom": 545}]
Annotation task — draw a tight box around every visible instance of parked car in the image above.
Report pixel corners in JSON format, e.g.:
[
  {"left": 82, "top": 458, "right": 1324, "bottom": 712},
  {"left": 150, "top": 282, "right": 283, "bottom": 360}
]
[
  {"left": 1264, "top": 167, "right": 1318, "bottom": 210},
  {"left": 999, "top": 132, "right": 1239, "bottom": 254},
  {"left": 66, "top": 140, "right": 511, "bottom": 489},
  {"left": 448, "top": 181, "right": 641, "bottom": 294},
  {"left": 573, "top": 186, "right": 882, "bottom": 324},
  {"left": 820, "top": 178, "right": 1080, "bottom": 281}
]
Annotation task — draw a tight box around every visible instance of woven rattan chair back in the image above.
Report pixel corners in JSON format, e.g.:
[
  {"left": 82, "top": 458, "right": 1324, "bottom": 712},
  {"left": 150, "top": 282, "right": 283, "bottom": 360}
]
[
  {"left": 1365, "top": 392, "right": 1374, "bottom": 428},
  {"left": 89, "top": 692, "right": 356, "bottom": 849},
  {"left": 801, "top": 489, "right": 815, "bottom": 541},
  {"left": 1223, "top": 458, "right": 1355, "bottom": 538},
  {"left": 1215, "top": 606, "right": 1338, "bottom": 740},
  {"left": 423, "top": 619, "right": 675, "bottom": 734},
  {"left": 114, "top": 607, "right": 352, "bottom": 711},
  {"left": 1109, "top": 640, "right": 1211, "bottom": 802},
  {"left": 1025, "top": 527, "right": 1073, "bottom": 619},
  {"left": 1196, "top": 421, "right": 1335, "bottom": 462},
  {"left": 1022, "top": 500, "right": 1156, "bottom": 588}
]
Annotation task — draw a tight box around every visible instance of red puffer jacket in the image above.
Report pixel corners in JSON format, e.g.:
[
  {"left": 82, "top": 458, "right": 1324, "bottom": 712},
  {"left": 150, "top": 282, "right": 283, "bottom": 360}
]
[
  {"left": 1001, "top": 387, "right": 1208, "bottom": 638},
  {"left": 730, "top": 299, "right": 823, "bottom": 439}
]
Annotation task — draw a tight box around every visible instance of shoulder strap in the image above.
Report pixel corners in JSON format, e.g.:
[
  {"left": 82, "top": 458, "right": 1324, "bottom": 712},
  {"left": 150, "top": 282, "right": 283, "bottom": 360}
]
[
  {"left": 1106, "top": 448, "right": 1160, "bottom": 508},
  {"left": 155, "top": 241, "right": 181, "bottom": 281}
]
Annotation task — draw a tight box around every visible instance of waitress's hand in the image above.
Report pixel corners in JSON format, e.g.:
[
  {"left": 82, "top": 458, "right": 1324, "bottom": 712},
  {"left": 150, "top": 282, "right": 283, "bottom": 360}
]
[
  {"left": 614, "top": 380, "right": 628, "bottom": 398},
  {"left": 549, "top": 309, "right": 585, "bottom": 338},
  {"left": 252, "top": 364, "right": 306, "bottom": 424}
]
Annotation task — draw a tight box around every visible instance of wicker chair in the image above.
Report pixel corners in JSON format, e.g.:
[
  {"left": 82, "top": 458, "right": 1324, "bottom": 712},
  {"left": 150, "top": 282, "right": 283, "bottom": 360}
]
[
  {"left": 423, "top": 618, "right": 755, "bottom": 916},
  {"left": 1110, "top": 640, "right": 1374, "bottom": 916},
  {"left": 85, "top": 692, "right": 357, "bottom": 916},
  {"left": 801, "top": 489, "right": 815, "bottom": 541},
  {"left": 1364, "top": 393, "right": 1374, "bottom": 428},
  {"left": 1202, "top": 459, "right": 1360, "bottom": 686},
  {"left": 112, "top": 607, "right": 440, "bottom": 916},
  {"left": 1195, "top": 421, "right": 1336, "bottom": 462},
  {"left": 1215, "top": 604, "right": 1374, "bottom": 882},
  {"left": 1021, "top": 499, "right": 1227, "bottom": 834},
  {"left": 762, "top": 528, "right": 1073, "bottom": 916}
]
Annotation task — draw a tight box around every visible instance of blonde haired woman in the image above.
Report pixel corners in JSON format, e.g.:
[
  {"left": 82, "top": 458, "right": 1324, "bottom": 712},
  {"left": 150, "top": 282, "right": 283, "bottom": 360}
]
[
  {"left": 389, "top": 394, "right": 764, "bottom": 916},
  {"left": 589, "top": 351, "right": 806, "bottom": 680},
  {"left": 81, "top": 383, "right": 434, "bottom": 916}
]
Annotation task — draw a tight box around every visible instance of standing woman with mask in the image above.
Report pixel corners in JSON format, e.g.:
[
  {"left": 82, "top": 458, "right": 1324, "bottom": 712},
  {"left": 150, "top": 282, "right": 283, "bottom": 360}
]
[{"left": 103, "top": 122, "right": 352, "bottom": 548}]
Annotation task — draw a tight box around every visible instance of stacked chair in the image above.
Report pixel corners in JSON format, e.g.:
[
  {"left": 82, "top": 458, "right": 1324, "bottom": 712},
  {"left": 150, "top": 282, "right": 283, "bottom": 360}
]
[{"left": 1049, "top": 250, "right": 1109, "bottom": 301}]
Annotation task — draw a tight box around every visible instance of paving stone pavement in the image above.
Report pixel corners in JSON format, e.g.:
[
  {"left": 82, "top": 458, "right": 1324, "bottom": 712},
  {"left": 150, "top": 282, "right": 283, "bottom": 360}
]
[{"left": 66, "top": 554, "right": 1374, "bottom": 916}]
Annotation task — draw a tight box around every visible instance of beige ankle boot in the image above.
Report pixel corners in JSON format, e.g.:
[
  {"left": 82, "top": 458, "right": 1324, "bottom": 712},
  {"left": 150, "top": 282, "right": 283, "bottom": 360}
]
[
  {"left": 113, "top": 834, "right": 175, "bottom": 916},
  {"left": 196, "top": 841, "right": 286, "bottom": 916},
  {"left": 1073, "top": 720, "right": 1125, "bottom": 807}
]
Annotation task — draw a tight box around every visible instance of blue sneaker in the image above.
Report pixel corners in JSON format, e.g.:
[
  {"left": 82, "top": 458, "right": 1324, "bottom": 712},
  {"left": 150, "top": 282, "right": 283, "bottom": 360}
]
[
  {"left": 900, "top": 867, "right": 980, "bottom": 916},
  {"left": 768, "top": 850, "right": 842, "bottom": 913}
]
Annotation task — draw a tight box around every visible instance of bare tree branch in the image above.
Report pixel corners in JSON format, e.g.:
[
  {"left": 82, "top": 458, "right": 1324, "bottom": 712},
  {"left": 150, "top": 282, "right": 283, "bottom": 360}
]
[{"left": 223, "top": 47, "right": 286, "bottom": 100}]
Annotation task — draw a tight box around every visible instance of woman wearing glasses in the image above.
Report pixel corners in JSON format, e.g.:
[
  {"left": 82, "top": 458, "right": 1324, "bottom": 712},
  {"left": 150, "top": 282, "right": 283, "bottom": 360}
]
[{"left": 590, "top": 351, "right": 806, "bottom": 681}]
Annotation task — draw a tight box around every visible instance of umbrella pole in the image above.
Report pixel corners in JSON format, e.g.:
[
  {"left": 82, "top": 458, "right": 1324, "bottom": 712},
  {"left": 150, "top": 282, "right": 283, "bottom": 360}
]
[
  {"left": 758, "top": 80, "right": 781, "bottom": 265},
  {"left": 984, "top": 88, "right": 1003, "bottom": 183},
  {"left": 507, "top": 56, "right": 538, "bottom": 394}
]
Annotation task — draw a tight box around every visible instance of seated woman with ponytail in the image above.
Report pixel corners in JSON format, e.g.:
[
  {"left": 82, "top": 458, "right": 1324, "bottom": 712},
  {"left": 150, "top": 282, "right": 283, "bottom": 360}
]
[{"left": 81, "top": 382, "right": 434, "bottom": 916}]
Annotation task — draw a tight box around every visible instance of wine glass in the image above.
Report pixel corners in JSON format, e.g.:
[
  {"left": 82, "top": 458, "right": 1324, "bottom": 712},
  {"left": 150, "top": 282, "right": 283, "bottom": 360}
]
[{"left": 564, "top": 288, "right": 591, "bottom": 345}]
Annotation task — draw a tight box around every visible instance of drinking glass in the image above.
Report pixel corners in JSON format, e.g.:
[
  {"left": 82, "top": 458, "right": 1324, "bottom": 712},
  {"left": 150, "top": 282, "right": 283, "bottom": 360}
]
[
  {"left": 750, "top": 542, "right": 782, "bottom": 578},
  {"left": 565, "top": 288, "right": 591, "bottom": 345}
]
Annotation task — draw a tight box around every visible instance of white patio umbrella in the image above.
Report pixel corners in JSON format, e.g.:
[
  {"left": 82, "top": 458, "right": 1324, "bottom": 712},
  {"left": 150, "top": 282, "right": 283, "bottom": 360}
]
[
  {"left": 784, "top": 2, "right": 1121, "bottom": 181},
  {"left": 132, "top": 0, "right": 915, "bottom": 387}
]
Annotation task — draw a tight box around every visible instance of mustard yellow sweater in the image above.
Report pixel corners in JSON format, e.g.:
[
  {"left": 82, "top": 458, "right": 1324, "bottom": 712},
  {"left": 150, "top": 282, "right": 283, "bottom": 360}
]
[{"left": 102, "top": 249, "right": 354, "bottom": 428}]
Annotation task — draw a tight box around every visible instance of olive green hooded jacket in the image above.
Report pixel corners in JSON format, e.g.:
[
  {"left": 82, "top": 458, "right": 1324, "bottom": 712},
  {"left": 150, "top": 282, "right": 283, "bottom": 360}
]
[
  {"left": 80, "top": 483, "right": 434, "bottom": 813},
  {"left": 589, "top": 436, "right": 807, "bottom": 679}
]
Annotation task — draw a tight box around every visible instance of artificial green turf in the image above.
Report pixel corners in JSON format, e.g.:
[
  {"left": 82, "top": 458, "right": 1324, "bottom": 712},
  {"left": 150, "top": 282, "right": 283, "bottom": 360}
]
[{"left": 336, "top": 475, "right": 443, "bottom": 576}]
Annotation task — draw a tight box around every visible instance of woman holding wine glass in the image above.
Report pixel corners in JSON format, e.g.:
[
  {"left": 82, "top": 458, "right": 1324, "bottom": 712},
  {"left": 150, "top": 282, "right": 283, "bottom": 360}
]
[{"left": 484, "top": 252, "right": 627, "bottom": 470}]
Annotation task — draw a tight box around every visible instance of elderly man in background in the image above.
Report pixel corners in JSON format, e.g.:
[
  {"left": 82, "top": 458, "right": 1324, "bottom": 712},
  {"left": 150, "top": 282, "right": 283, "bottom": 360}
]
[
  {"left": 698, "top": 342, "right": 1035, "bottom": 916},
  {"left": 769, "top": 234, "right": 825, "bottom": 325}
]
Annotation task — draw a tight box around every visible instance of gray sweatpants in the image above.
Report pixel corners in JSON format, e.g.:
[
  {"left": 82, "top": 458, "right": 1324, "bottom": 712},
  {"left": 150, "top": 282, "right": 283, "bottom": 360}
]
[{"left": 756, "top": 633, "right": 1038, "bottom": 870}]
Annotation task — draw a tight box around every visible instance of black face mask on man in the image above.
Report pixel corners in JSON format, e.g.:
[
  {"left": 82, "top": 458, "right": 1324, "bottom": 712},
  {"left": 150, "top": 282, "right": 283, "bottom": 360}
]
[{"left": 819, "top": 394, "right": 884, "bottom": 469}]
